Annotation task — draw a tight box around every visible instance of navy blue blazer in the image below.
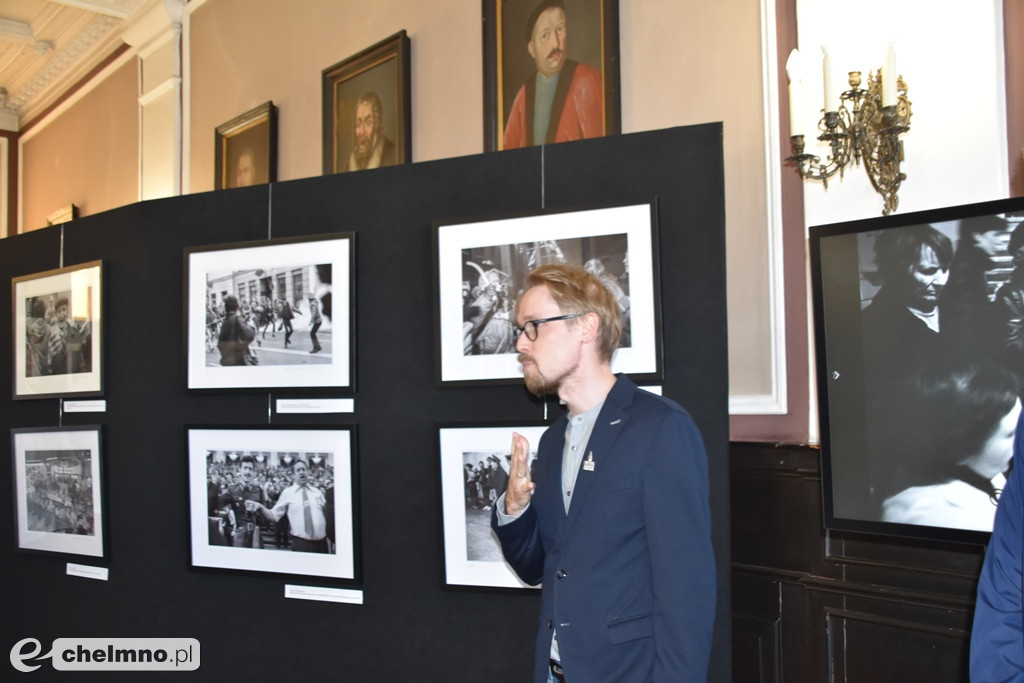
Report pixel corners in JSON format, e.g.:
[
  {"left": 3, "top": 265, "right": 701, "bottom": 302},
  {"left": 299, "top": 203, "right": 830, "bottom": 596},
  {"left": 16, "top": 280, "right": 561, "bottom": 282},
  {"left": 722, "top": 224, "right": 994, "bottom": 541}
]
[
  {"left": 971, "top": 409, "right": 1024, "bottom": 680},
  {"left": 492, "top": 375, "right": 716, "bottom": 682}
]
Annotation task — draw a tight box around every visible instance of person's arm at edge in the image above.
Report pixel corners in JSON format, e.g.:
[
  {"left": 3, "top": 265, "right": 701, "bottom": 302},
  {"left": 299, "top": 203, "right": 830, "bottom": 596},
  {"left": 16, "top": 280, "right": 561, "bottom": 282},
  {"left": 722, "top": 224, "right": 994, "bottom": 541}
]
[{"left": 971, "top": 410, "right": 1024, "bottom": 679}]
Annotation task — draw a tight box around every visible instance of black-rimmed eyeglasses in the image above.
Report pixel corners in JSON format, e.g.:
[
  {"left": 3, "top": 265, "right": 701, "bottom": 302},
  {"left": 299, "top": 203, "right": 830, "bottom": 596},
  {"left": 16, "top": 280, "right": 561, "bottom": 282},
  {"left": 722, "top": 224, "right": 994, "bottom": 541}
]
[{"left": 512, "top": 313, "right": 583, "bottom": 342}]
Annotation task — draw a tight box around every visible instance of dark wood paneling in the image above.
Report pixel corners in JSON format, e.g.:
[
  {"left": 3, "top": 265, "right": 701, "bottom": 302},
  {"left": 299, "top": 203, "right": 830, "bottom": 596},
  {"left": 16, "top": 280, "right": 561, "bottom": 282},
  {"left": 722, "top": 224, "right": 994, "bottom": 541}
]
[
  {"left": 732, "top": 442, "right": 984, "bottom": 683},
  {"left": 733, "top": 613, "right": 781, "bottom": 683},
  {"left": 826, "top": 610, "right": 969, "bottom": 681}
]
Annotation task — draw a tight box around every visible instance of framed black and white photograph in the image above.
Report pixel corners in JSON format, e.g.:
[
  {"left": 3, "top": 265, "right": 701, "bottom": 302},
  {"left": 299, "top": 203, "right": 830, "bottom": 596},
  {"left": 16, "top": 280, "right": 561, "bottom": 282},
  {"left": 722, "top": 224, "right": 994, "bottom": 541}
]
[
  {"left": 215, "top": 101, "right": 278, "bottom": 190},
  {"left": 184, "top": 232, "right": 355, "bottom": 391},
  {"left": 187, "top": 426, "right": 359, "bottom": 582},
  {"left": 433, "top": 203, "right": 661, "bottom": 385},
  {"left": 438, "top": 423, "right": 547, "bottom": 590},
  {"left": 13, "top": 260, "right": 103, "bottom": 399},
  {"left": 12, "top": 426, "right": 105, "bottom": 559},
  {"left": 811, "top": 196, "right": 1024, "bottom": 544},
  {"left": 322, "top": 31, "right": 411, "bottom": 174}
]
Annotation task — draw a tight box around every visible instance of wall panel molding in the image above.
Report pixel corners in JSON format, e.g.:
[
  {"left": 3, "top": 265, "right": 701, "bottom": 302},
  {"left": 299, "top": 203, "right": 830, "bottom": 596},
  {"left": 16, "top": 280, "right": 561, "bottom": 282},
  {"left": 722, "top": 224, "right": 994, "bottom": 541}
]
[{"left": 729, "top": 0, "right": 788, "bottom": 418}]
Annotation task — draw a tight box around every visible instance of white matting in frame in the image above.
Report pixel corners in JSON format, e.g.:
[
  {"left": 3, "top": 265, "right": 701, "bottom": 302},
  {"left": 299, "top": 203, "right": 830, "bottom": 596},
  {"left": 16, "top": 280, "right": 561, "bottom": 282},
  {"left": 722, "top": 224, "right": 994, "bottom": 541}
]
[
  {"left": 185, "top": 233, "right": 353, "bottom": 391},
  {"left": 13, "top": 426, "right": 105, "bottom": 558},
  {"left": 438, "top": 423, "right": 547, "bottom": 590},
  {"left": 187, "top": 427, "right": 357, "bottom": 581},
  {"left": 435, "top": 203, "right": 660, "bottom": 385},
  {"left": 13, "top": 260, "right": 103, "bottom": 399}
]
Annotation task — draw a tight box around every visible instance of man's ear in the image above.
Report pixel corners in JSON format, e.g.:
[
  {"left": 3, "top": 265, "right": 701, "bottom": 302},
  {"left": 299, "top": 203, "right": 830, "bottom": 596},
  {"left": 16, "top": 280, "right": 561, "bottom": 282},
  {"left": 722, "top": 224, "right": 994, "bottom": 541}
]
[
  {"left": 579, "top": 311, "right": 600, "bottom": 344},
  {"left": 527, "top": 42, "right": 536, "bottom": 61}
]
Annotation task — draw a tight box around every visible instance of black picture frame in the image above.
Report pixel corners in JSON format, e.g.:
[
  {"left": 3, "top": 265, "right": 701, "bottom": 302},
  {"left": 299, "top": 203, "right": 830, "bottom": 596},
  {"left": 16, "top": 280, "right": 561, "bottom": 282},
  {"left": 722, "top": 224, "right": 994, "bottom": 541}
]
[
  {"left": 433, "top": 202, "right": 661, "bottom": 385},
  {"left": 215, "top": 101, "right": 278, "bottom": 190},
  {"left": 322, "top": 31, "right": 411, "bottom": 174},
  {"left": 12, "top": 425, "right": 107, "bottom": 560},
  {"left": 482, "top": 0, "right": 620, "bottom": 151},
  {"left": 13, "top": 260, "right": 103, "bottom": 399},
  {"left": 186, "top": 425, "right": 361, "bottom": 583},
  {"left": 437, "top": 421, "right": 548, "bottom": 591},
  {"left": 810, "top": 196, "right": 1024, "bottom": 544},
  {"left": 184, "top": 232, "right": 356, "bottom": 392}
]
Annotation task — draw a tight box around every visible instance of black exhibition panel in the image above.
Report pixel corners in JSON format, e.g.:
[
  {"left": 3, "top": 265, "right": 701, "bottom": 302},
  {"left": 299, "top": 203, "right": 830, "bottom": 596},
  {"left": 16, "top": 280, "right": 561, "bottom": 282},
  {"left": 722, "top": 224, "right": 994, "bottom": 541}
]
[{"left": 2, "top": 124, "right": 730, "bottom": 681}]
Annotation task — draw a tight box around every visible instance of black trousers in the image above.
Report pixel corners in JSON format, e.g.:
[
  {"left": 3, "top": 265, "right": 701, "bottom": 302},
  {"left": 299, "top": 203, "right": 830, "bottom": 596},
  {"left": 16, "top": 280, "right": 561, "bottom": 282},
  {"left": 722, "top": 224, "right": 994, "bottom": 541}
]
[
  {"left": 310, "top": 322, "right": 322, "bottom": 351},
  {"left": 289, "top": 535, "right": 328, "bottom": 553}
]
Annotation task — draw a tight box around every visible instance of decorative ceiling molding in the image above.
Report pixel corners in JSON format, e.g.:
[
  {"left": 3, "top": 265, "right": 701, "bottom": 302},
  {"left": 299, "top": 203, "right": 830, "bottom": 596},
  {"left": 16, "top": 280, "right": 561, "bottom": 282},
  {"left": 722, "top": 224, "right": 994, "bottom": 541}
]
[
  {"left": 0, "top": 18, "right": 35, "bottom": 43},
  {"left": 8, "top": 14, "right": 119, "bottom": 114},
  {"left": 0, "top": 0, "right": 156, "bottom": 129}
]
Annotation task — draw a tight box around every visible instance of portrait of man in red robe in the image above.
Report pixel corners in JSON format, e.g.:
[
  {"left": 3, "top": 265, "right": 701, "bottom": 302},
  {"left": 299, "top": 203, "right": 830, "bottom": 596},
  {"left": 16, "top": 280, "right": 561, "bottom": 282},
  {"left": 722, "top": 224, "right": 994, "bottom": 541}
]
[{"left": 501, "top": 0, "right": 607, "bottom": 150}]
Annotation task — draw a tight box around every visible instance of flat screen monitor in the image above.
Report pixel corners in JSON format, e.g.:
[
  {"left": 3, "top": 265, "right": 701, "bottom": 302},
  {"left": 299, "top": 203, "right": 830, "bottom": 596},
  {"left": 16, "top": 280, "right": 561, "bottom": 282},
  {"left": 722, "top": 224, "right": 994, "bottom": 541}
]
[{"left": 810, "top": 197, "right": 1024, "bottom": 544}]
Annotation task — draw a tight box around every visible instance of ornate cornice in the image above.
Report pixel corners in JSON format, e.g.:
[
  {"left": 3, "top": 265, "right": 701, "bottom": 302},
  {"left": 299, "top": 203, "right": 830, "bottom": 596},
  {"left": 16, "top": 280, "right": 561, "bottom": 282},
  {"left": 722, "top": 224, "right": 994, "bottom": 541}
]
[
  {"left": 2, "top": 0, "right": 155, "bottom": 125},
  {"left": 8, "top": 14, "right": 120, "bottom": 115}
]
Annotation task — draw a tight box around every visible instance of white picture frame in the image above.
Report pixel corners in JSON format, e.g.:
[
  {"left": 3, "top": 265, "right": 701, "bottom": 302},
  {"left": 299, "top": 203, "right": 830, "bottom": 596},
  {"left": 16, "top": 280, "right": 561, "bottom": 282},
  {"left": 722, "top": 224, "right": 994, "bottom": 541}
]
[
  {"left": 433, "top": 203, "right": 661, "bottom": 385},
  {"left": 13, "top": 260, "right": 103, "bottom": 399},
  {"left": 185, "top": 233, "right": 355, "bottom": 391},
  {"left": 12, "top": 426, "right": 105, "bottom": 558},
  {"left": 187, "top": 426, "right": 359, "bottom": 582},
  {"left": 438, "top": 422, "right": 548, "bottom": 590}
]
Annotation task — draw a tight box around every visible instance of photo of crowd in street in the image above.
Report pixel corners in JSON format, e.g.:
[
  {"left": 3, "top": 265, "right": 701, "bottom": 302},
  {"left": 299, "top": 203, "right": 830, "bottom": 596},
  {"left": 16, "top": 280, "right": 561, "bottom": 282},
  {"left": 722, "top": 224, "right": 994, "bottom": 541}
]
[
  {"left": 816, "top": 209, "right": 1024, "bottom": 536},
  {"left": 13, "top": 426, "right": 104, "bottom": 558},
  {"left": 203, "top": 263, "right": 333, "bottom": 367},
  {"left": 188, "top": 427, "right": 356, "bottom": 581},
  {"left": 13, "top": 261, "right": 103, "bottom": 399},
  {"left": 185, "top": 234, "right": 353, "bottom": 391},
  {"left": 24, "top": 449, "right": 95, "bottom": 536},
  {"left": 439, "top": 424, "right": 545, "bottom": 589}
]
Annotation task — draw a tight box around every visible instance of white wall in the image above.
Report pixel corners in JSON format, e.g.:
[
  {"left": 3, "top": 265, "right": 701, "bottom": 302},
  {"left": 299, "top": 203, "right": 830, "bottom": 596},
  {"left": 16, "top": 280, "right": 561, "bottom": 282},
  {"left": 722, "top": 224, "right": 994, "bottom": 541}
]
[{"left": 794, "top": 0, "right": 1009, "bottom": 226}]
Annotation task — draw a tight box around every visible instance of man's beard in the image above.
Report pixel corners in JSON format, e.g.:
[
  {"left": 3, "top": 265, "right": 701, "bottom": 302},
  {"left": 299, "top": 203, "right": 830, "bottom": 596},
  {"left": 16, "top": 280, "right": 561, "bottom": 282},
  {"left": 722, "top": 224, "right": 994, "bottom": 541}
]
[
  {"left": 354, "top": 132, "right": 376, "bottom": 161},
  {"left": 520, "top": 355, "right": 571, "bottom": 397}
]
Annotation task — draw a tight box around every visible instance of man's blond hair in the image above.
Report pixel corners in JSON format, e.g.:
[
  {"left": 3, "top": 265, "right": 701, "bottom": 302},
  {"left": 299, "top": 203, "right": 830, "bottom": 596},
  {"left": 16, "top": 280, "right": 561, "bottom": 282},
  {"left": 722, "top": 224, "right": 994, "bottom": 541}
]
[{"left": 522, "top": 264, "right": 622, "bottom": 362}]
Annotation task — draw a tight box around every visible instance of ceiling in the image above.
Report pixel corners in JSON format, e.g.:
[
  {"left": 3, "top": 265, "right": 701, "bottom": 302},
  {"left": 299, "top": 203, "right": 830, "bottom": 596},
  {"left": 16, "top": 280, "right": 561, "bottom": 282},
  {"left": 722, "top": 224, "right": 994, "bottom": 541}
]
[{"left": 0, "top": 0, "right": 153, "bottom": 129}]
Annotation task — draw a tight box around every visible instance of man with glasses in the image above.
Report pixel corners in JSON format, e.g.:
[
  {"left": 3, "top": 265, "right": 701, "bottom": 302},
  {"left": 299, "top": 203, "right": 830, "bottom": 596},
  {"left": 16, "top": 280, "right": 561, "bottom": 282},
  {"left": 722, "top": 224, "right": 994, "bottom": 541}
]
[{"left": 491, "top": 264, "right": 716, "bottom": 682}]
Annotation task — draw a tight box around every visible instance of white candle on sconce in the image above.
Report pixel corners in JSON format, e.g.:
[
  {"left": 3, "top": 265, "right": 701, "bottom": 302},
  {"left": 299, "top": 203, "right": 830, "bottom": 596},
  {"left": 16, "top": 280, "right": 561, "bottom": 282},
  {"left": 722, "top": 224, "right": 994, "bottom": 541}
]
[
  {"left": 821, "top": 45, "right": 837, "bottom": 112},
  {"left": 882, "top": 45, "right": 897, "bottom": 107},
  {"left": 785, "top": 49, "right": 803, "bottom": 137}
]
